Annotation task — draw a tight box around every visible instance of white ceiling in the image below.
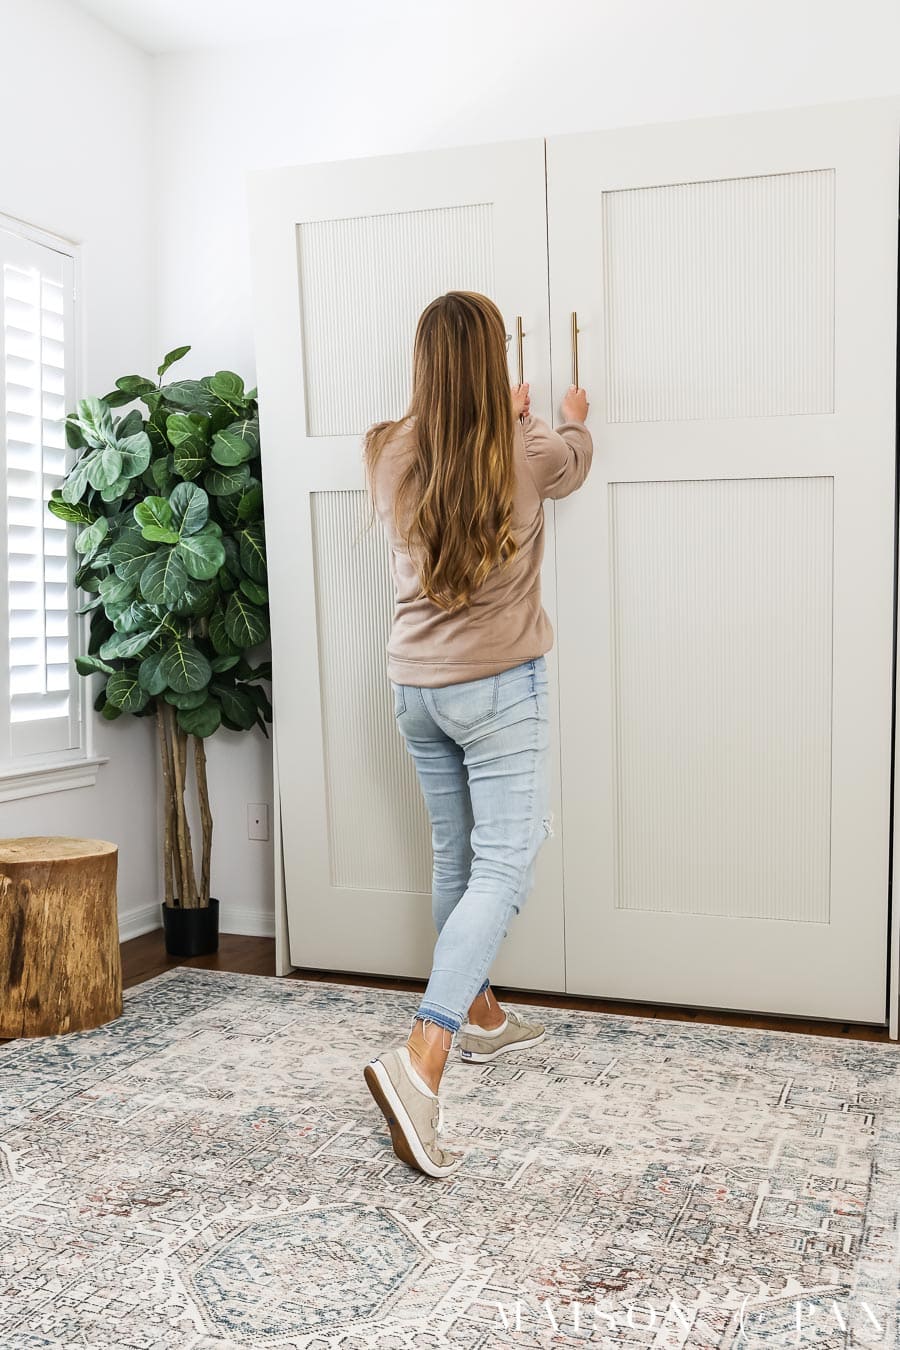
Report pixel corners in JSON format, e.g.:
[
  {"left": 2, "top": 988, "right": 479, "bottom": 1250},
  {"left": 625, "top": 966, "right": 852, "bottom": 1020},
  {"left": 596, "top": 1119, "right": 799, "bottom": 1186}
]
[{"left": 69, "top": 0, "right": 404, "bottom": 54}]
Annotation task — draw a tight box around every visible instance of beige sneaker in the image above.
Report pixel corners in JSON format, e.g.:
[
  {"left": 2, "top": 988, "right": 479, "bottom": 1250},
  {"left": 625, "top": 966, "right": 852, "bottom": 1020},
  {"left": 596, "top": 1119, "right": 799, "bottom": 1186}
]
[
  {"left": 364, "top": 1045, "right": 465, "bottom": 1178},
  {"left": 456, "top": 1006, "right": 546, "bottom": 1063}
]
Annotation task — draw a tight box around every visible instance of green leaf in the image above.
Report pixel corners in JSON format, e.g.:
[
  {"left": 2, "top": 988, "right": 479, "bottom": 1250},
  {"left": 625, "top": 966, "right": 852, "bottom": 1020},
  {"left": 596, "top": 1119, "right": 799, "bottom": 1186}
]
[
  {"left": 172, "top": 442, "right": 207, "bottom": 481},
  {"left": 76, "top": 396, "right": 116, "bottom": 450},
  {"left": 149, "top": 454, "right": 177, "bottom": 491},
  {"left": 161, "top": 380, "right": 219, "bottom": 413},
  {"left": 204, "top": 462, "right": 251, "bottom": 497},
  {"left": 75, "top": 515, "right": 109, "bottom": 556},
  {"left": 157, "top": 345, "right": 191, "bottom": 378},
  {"left": 61, "top": 454, "right": 94, "bottom": 504},
  {"left": 177, "top": 698, "right": 221, "bottom": 737},
  {"left": 101, "top": 388, "right": 138, "bottom": 408},
  {"left": 221, "top": 538, "right": 243, "bottom": 582},
  {"left": 229, "top": 416, "right": 259, "bottom": 453},
  {"left": 207, "top": 371, "right": 245, "bottom": 405},
  {"left": 76, "top": 592, "right": 105, "bottom": 614},
  {"left": 236, "top": 658, "right": 272, "bottom": 682},
  {"left": 97, "top": 573, "right": 135, "bottom": 605},
  {"left": 210, "top": 431, "right": 250, "bottom": 467},
  {"left": 75, "top": 562, "right": 102, "bottom": 589},
  {"left": 166, "top": 411, "right": 208, "bottom": 447},
  {"left": 116, "top": 410, "right": 147, "bottom": 441},
  {"left": 209, "top": 604, "right": 241, "bottom": 656},
  {"left": 113, "top": 600, "right": 163, "bottom": 634},
  {"left": 47, "top": 492, "right": 96, "bottom": 525},
  {"left": 176, "top": 529, "right": 226, "bottom": 581},
  {"left": 109, "top": 529, "right": 157, "bottom": 585},
  {"left": 224, "top": 592, "right": 269, "bottom": 648},
  {"left": 134, "top": 496, "right": 178, "bottom": 543},
  {"left": 213, "top": 683, "right": 257, "bottom": 729},
  {"left": 74, "top": 653, "right": 117, "bottom": 676},
  {"left": 236, "top": 482, "right": 263, "bottom": 522},
  {"left": 211, "top": 427, "right": 253, "bottom": 466},
  {"left": 117, "top": 430, "right": 152, "bottom": 477},
  {"left": 99, "top": 627, "right": 160, "bottom": 660},
  {"left": 65, "top": 414, "right": 87, "bottom": 449},
  {"left": 167, "top": 413, "right": 209, "bottom": 482},
  {"left": 105, "top": 670, "right": 150, "bottom": 712},
  {"left": 138, "top": 648, "right": 168, "bottom": 695},
  {"left": 210, "top": 653, "right": 241, "bottom": 673},
  {"left": 169, "top": 481, "right": 208, "bottom": 536},
  {"left": 88, "top": 609, "right": 116, "bottom": 652},
  {"left": 113, "top": 629, "right": 160, "bottom": 659},
  {"left": 85, "top": 445, "right": 123, "bottom": 490},
  {"left": 244, "top": 682, "right": 272, "bottom": 716},
  {"left": 159, "top": 638, "right": 211, "bottom": 693},
  {"left": 139, "top": 547, "right": 189, "bottom": 606},
  {"left": 238, "top": 576, "right": 268, "bottom": 606},
  {"left": 164, "top": 687, "right": 207, "bottom": 709},
  {"left": 116, "top": 375, "right": 157, "bottom": 398},
  {"left": 238, "top": 521, "right": 267, "bottom": 582},
  {"left": 99, "top": 475, "right": 132, "bottom": 503},
  {"left": 103, "top": 597, "right": 135, "bottom": 623},
  {"left": 168, "top": 577, "right": 218, "bottom": 618}
]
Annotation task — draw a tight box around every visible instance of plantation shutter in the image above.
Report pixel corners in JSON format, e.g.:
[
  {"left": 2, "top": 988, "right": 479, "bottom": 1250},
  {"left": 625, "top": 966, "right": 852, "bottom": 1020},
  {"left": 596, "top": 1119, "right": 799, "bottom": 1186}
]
[{"left": 0, "top": 226, "right": 80, "bottom": 760}]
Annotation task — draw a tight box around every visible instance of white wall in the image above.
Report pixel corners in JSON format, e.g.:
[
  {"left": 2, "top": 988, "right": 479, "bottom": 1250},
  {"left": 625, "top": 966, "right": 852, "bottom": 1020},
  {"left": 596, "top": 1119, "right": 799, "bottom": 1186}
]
[
  {"left": 149, "top": 0, "right": 900, "bottom": 940},
  {"left": 0, "top": 0, "right": 159, "bottom": 934}
]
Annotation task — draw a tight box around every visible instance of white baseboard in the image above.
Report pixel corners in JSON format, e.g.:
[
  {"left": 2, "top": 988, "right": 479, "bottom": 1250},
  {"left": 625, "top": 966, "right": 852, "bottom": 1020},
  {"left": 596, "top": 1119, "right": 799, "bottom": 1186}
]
[
  {"left": 118, "top": 900, "right": 275, "bottom": 942},
  {"left": 219, "top": 904, "right": 276, "bottom": 938},
  {"left": 118, "top": 902, "right": 165, "bottom": 942}
]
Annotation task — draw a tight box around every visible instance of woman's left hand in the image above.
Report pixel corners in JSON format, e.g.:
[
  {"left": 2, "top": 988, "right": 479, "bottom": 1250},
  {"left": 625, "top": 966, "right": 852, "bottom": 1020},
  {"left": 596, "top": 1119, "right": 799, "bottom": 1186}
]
[{"left": 511, "top": 382, "right": 530, "bottom": 419}]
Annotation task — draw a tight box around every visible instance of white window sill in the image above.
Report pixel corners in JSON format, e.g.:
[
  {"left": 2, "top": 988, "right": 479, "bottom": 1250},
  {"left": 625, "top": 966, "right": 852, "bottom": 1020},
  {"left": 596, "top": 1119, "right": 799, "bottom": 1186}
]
[{"left": 0, "top": 756, "right": 110, "bottom": 803}]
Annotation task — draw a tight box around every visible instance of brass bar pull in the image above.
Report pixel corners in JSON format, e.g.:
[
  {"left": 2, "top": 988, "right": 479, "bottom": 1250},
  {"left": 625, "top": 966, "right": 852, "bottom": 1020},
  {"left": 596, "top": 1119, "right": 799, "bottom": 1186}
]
[
  {"left": 515, "top": 315, "right": 525, "bottom": 385},
  {"left": 571, "top": 311, "right": 580, "bottom": 388}
]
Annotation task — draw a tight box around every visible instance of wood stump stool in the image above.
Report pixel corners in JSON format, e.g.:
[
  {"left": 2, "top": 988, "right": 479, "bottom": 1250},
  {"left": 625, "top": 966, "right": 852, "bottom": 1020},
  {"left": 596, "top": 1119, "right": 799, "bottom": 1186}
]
[{"left": 0, "top": 836, "right": 123, "bottom": 1038}]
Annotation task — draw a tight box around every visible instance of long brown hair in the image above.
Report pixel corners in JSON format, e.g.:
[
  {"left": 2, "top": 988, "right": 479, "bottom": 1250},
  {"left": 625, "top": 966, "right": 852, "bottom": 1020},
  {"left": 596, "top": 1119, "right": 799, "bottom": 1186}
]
[{"left": 363, "top": 291, "right": 518, "bottom": 613}]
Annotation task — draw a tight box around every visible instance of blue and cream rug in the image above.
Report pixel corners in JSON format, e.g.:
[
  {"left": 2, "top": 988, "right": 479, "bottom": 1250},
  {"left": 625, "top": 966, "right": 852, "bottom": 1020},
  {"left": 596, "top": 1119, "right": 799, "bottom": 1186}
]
[{"left": 1, "top": 967, "right": 899, "bottom": 1348}]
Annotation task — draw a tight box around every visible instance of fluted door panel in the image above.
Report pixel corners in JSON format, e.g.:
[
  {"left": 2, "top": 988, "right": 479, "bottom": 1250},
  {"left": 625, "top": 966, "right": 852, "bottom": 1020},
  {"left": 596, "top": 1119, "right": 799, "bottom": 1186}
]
[
  {"left": 298, "top": 204, "right": 494, "bottom": 437},
  {"left": 609, "top": 475, "right": 833, "bottom": 922},
  {"left": 602, "top": 169, "right": 835, "bottom": 422},
  {"left": 310, "top": 490, "right": 432, "bottom": 893}
]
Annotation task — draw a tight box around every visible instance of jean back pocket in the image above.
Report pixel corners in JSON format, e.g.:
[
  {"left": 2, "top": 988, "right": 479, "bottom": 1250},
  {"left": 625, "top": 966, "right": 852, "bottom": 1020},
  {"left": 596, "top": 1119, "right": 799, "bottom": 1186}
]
[{"left": 430, "top": 673, "right": 499, "bottom": 730}]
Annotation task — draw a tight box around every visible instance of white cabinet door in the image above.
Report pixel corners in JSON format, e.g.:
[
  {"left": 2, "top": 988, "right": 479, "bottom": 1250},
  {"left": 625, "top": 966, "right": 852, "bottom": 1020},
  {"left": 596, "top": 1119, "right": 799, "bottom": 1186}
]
[
  {"left": 247, "top": 139, "right": 567, "bottom": 990},
  {"left": 548, "top": 98, "right": 900, "bottom": 1021}
]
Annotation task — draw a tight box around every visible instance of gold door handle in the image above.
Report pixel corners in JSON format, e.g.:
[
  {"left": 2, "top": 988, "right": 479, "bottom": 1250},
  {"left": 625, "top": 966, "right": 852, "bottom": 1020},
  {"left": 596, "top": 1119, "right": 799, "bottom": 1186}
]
[
  {"left": 515, "top": 315, "right": 525, "bottom": 385},
  {"left": 571, "top": 311, "right": 580, "bottom": 388}
]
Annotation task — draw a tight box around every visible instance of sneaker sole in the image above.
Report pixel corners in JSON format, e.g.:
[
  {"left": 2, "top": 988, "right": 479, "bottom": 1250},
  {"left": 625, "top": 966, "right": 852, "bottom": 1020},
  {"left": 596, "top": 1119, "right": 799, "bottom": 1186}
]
[
  {"left": 363, "top": 1058, "right": 464, "bottom": 1179},
  {"left": 457, "top": 1027, "right": 546, "bottom": 1063}
]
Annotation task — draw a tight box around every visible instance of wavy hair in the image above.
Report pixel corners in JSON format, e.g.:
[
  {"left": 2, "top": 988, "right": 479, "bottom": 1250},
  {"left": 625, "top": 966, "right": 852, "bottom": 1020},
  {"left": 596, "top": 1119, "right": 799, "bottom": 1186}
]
[{"left": 363, "top": 291, "right": 518, "bottom": 613}]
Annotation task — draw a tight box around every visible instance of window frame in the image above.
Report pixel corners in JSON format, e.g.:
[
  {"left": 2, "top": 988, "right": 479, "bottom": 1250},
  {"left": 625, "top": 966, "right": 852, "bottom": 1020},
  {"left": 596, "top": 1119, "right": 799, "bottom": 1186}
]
[{"left": 0, "top": 211, "right": 107, "bottom": 800}]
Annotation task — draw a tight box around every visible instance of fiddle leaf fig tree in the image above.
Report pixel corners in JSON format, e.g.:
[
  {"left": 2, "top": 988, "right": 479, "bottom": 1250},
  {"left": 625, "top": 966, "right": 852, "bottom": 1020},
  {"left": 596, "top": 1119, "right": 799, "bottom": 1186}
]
[{"left": 48, "top": 346, "right": 272, "bottom": 909}]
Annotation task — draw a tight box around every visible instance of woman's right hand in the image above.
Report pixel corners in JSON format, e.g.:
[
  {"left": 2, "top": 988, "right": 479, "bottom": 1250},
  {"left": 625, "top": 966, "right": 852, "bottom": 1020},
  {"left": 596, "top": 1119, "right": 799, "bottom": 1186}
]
[{"left": 561, "top": 385, "right": 589, "bottom": 423}]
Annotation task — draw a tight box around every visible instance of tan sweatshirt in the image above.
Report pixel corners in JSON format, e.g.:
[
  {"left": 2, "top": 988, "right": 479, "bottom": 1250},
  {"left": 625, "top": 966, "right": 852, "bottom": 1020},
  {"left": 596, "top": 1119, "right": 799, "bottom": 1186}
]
[{"left": 366, "top": 412, "right": 594, "bottom": 687}]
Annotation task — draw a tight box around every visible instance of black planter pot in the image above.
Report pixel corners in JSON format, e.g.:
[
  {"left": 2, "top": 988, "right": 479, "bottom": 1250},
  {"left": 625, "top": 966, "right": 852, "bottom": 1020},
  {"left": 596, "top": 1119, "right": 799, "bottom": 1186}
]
[{"left": 161, "top": 896, "right": 220, "bottom": 957}]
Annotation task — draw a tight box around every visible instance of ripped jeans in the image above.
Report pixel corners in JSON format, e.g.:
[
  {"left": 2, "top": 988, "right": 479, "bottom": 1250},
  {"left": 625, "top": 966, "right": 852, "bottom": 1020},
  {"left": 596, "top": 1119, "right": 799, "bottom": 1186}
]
[{"left": 390, "top": 654, "right": 552, "bottom": 1040}]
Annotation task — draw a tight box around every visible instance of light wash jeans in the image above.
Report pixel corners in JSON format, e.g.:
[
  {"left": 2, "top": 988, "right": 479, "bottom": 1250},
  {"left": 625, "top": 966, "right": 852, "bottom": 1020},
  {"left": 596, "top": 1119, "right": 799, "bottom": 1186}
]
[{"left": 390, "top": 654, "right": 551, "bottom": 1039}]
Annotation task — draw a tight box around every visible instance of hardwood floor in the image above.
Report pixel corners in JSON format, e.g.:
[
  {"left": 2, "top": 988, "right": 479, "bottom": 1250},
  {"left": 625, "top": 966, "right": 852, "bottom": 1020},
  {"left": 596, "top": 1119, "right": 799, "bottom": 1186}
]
[{"left": 120, "top": 930, "right": 897, "bottom": 1045}]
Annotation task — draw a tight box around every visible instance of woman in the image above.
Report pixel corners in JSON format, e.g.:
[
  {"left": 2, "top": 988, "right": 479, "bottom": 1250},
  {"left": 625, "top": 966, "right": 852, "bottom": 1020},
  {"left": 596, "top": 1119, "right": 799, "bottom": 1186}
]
[{"left": 362, "top": 291, "right": 593, "bottom": 1178}]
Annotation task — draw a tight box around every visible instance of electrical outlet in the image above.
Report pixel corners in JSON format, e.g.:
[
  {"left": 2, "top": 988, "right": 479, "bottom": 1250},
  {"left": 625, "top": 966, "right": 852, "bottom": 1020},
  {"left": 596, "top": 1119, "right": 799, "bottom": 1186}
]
[{"left": 248, "top": 803, "right": 269, "bottom": 841}]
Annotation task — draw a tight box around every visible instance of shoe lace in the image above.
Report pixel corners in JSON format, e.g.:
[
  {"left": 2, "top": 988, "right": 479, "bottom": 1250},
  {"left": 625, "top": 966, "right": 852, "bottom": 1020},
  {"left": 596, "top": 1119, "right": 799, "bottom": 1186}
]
[{"left": 432, "top": 1095, "right": 444, "bottom": 1134}]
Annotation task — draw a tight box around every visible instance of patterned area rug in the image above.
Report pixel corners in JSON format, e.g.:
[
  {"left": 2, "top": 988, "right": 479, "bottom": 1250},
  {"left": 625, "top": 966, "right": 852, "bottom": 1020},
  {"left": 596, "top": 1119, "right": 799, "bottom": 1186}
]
[{"left": 1, "top": 966, "right": 899, "bottom": 1348}]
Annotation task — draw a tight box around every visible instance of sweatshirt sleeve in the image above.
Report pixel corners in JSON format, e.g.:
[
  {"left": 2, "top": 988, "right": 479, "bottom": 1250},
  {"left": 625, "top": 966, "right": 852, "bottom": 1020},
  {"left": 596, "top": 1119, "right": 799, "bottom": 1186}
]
[{"left": 521, "top": 413, "right": 594, "bottom": 500}]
